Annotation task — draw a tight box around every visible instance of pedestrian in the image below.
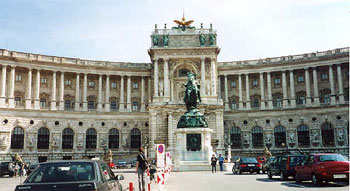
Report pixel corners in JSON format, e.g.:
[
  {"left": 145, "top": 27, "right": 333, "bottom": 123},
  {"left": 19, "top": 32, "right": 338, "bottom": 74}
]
[
  {"left": 218, "top": 154, "right": 224, "bottom": 171},
  {"left": 211, "top": 154, "right": 217, "bottom": 173},
  {"left": 8, "top": 163, "right": 14, "bottom": 177},
  {"left": 21, "top": 163, "right": 27, "bottom": 176},
  {"left": 14, "top": 163, "right": 19, "bottom": 177},
  {"left": 136, "top": 147, "right": 148, "bottom": 191}
]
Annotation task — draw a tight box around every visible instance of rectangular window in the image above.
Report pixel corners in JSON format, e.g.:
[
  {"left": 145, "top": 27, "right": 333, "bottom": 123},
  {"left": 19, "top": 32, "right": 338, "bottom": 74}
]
[
  {"left": 15, "top": 75, "right": 22, "bottom": 82},
  {"left": 111, "top": 82, "right": 117, "bottom": 89},
  {"left": 252, "top": 80, "right": 258, "bottom": 87},
  {"left": 65, "top": 80, "right": 71, "bottom": 86},
  {"left": 275, "top": 98, "right": 282, "bottom": 108},
  {"left": 40, "top": 99, "right": 46, "bottom": 108},
  {"left": 110, "top": 101, "right": 117, "bottom": 110},
  {"left": 88, "top": 101, "right": 95, "bottom": 109},
  {"left": 41, "top": 78, "right": 47, "bottom": 84},
  {"left": 321, "top": 73, "right": 328, "bottom": 81},
  {"left": 133, "top": 82, "right": 138, "bottom": 89},
  {"left": 132, "top": 102, "right": 138, "bottom": 111},
  {"left": 274, "top": 78, "right": 281, "bottom": 86},
  {"left": 64, "top": 100, "right": 71, "bottom": 110},
  {"left": 231, "top": 81, "right": 236, "bottom": 88},
  {"left": 15, "top": 97, "right": 21, "bottom": 106},
  {"left": 88, "top": 81, "right": 95, "bottom": 87},
  {"left": 297, "top": 75, "right": 304, "bottom": 83},
  {"left": 231, "top": 102, "right": 237, "bottom": 109}
]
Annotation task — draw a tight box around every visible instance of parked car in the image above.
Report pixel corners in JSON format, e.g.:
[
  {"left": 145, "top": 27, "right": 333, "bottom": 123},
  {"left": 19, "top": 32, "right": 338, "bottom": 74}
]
[
  {"left": 15, "top": 160, "right": 124, "bottom": 191},
  {"left": 232, "top": 157, "right": 261, "bottom": 174},
  {"left": 130, "top": 160, "right": 137, "bottom": 168},
  {"left": 257, "top": 156, "right": 267, "bottom": 164},
  {"left": 27, "top": 163, "right": 39, "bottom": 176},
  {"left": 295, "top": 153, "right": 349, "bottom": 185},
  {"left": 262, "top": 156, "right": 275, "bottom": 174},
  {"left": 267, "top": 154, "right": 306, "bottom": 180},
  {"left": 0, "top": 162, "right": 14, "bottom": 177},
  {"left": 116, "top": 161, "right": 128, "bottom": 169}
]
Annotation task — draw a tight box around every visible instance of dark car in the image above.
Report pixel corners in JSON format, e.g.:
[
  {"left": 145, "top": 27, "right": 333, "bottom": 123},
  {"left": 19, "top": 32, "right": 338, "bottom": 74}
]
[
  {"left": 295, "top": 153, "right": 349, "bottom": 185},
  {"left": 116, "top": 161, "right": 128, "bottom": 169},
  {"left": 15, "top": 160, "right": 123, "bottom": 191},
  {"left": 0, "top": 162, "right": 14, "bottom": 177},
  {"left": 130, "top": 160, "right": 137, "bottom": 168},
  {"left": 262, "top": 156, "right": 275, "bottom": 174},
  {"left": 267, "top": 154, "right": 306, "bottom": 180},
  {"left": 232, "top": 157, "right": 261, "bottom": 174}
]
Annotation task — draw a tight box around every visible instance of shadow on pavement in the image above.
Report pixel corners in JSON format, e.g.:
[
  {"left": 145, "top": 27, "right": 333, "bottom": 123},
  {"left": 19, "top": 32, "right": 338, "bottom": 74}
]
[
  {"left": 256, "top": 177, "right": 294, "bottom": 183},
  {"left": 224, "top": 173, "right": 262, "bottom": 176},
  {"left": 281, "top": 181, "right": 348, "bottom": 188}
]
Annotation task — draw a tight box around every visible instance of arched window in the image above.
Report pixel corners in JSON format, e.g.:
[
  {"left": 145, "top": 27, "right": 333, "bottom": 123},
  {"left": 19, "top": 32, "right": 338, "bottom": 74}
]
[
  {"left": 130, "top": 128, "right": 141, "bottom": 149},
  {"left": 322, "top": 123, "right": 334, "bottom": 146},
  {"left": 11, "top": 127, "right": 24, "bottom": 149},
  {"left": 252, "top": 126, "right": 264, "bottom": 148},
  {"left": 62, "top": 128, "right": 74, "bottom": 149},
  {"left": 297, "top": 125, "right": 310, "bottom": 147},
  {"left": 178, "top": 69, "right": 190, "bottom": 77},
  {"left": 37, "top": 127, "right": 50, "bottom": 149},
  {"left": 86, "top": 128, "right": 97, "bottom": 149},
  {"left": 274, "top": 125, "right": 286, "bottom": 147},
  {"left": 230, "top": 126, "right": 241, "bottom": 148},
  {"left": 109, "top": 128, "right": 119, "bottom": 149}
]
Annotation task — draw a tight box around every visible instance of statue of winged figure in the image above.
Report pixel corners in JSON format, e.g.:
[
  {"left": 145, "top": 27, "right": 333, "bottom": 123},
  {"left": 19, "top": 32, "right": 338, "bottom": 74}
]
[{"left": 173, "top": 14, "right": 194, "bottom": 31}]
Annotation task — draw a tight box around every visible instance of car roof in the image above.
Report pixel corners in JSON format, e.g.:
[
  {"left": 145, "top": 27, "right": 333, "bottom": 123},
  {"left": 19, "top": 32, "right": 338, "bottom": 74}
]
[
  {"left": 310, "top": 153, "right": 341, "bottom": 156},
  {"left": 39, "top": 160, "right": 103, "bottom": 165}
]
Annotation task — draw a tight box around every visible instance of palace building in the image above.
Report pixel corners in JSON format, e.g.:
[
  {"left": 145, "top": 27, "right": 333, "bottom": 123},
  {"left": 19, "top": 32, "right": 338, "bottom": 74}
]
[{"left": 0, "top": 19, "right": 348, "bottom": 162}]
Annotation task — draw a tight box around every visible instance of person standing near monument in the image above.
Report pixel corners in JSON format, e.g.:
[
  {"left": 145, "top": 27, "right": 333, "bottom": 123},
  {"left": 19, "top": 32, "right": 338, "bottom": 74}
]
[
  {"left": 211, "top": 154, "right": 217, "bottom": 173},
  {"left": 135, "top": 147, "right": 148, "bottom": 191},
  {"left": 218, "top": 154, "right": 224, "bottom": 172}
]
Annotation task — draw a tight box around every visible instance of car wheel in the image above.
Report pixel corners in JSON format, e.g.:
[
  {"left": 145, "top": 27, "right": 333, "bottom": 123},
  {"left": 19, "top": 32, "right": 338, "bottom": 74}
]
[
  {"left": 267, "top": 170, "right": 272, "bottom": 179},
  {"left": 262, "top": 170, "right": 265, "bottom": 174},
  {"left": 312, "top": 174, "right": 320, "bottom": 186},
  {"left": 295, "top": 174, "right": 302, "bottom": 184},
  {"left": 238, "top": 169, "right": 242, "bottom": 174},
  {"left": 257, "top": 170, "right": 260, "bottom": 174},
  {"left": 280, "top": 171, "right": 287, "bottom": 181}
]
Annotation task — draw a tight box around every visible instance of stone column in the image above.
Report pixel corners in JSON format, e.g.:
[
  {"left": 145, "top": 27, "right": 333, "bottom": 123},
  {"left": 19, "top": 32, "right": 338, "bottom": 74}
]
[
  {"left": 238, "top": 74, "right": 243, "bottom": 110},
  {"left": 312, "top": 67, "right": 320, "bottom": 106},
  {"left": 119, "top": 76, "right": 125, "bottom": 112},
  {"left": 245, "top": 74, "right": 251, "bottom": 110},
  {"left": 148, "top": 78, "right": 151, "bottom": 103},
  {"left": 34, "top": 69, "right": 41, "bottom": 109},
  {"left": 259, "top": 72, "right": 266, "bottom": 109},
  {"left": 282, "top": 71, "right": 288, "bottom": 108},
  {"left": 167, "top": 112, "right": 173, "bottom": 150},
  {"left": 329, "top": 65, "right": 336, "bottom": 105},
  {"left": 163, "top": 58, "right": 170, "bottom": 98},
  {"left": 170, "top": 79, "right": 174, "bottom": 102},
  {"left": 305, "top": 68, "right": 312, "bottom": 107},
  {"left": 82, "top": 73, "right": 88, "bottom": 111},
  {"left": 224, "top": 75, "right": 229, "bottom": 111},
  {"left": 289, "top": 70, "right": 296, "bottom": 108},
  {"left": 267, "top": 72, "right": 273, "bottom": 109},
  {"left": 0, "top": 65, "right": 7, "bottom": 108},
  {"left": 140, "top": 76, "right": 146, "bottom": 111},
  {"left": 337, "top": 65, "right": 344, "bottom": 104},
  {"left": 25, "top": 68, "right": 33, "bottom": 109},
  {"left": 97, "top": 75, "right": 103, "bottom": 111},
  {"left": 105, "top": 75, "right": 110, "bottom": 112},
  {"left": 50, "top": 71, "right": 57, "bottom": 110},
  {"left": 59, "top": 72, "right": 64, "bottom": 110},
  {"left": 8, "top": 66, "right": 15, "bottom": 108},
  {"left": 218, "top": 76, "right": 221, "bottom": 99},
  {"left": 126, "top": 75, "right": 131, "bottom": 111},
  {"left": 210, "top": 58, "right": 217, "bottom": 96},
  {"left": 200, "top": 57, "right": 206, "bottom": 96},
  {"left": 149, "top": 112, "right": 157, "bottom": 158},
  {"left": 74, "top": 73, "right": 80, "bottom": 111},
  {"left": 153, "top": 59, "right": 159, "bottom": 97}
]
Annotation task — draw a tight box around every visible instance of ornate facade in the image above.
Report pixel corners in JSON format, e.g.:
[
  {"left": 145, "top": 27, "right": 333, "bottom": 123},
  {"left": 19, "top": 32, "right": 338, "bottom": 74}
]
[{"left": 0, "top": 22, "right": 348, "bottom": 162}]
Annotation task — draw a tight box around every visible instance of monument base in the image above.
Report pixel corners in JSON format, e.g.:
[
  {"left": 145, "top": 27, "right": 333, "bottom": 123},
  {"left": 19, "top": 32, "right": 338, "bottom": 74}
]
[{"left": 174, "top": 128, "right": 213, "bottom": 171}]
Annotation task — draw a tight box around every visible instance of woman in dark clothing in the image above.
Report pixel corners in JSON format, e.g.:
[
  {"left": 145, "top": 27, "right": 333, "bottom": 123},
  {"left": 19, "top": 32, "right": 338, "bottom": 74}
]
[{"left": 211, "top": 154, "right": 217, "bottom": 173}]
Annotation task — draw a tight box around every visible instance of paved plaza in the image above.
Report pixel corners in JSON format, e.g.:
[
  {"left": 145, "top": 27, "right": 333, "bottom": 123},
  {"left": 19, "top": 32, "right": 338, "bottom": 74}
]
[{"left": 1, "top": 167, "right": 348, "bottom": 191}]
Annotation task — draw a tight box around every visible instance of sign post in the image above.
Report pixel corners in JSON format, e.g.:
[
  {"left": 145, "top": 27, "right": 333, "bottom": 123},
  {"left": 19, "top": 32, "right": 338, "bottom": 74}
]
[{"left": 156, "top": 144, "right": 165, "bottom": 168}]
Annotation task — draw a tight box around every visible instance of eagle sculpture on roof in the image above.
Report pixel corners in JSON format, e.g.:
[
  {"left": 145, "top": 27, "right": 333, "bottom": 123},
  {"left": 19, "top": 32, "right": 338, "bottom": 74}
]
[{"left": 174, "top": 16, "right": 194, "bottom": 27}]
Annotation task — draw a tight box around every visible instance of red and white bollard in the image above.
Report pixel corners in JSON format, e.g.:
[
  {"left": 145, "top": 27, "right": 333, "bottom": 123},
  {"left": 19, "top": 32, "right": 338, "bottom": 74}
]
[
  {"left": 146, "top": 168, "right": 151, "bottom": 191},
  {"left": 129, "top": 182, "right": 133, "bottom": 191}
]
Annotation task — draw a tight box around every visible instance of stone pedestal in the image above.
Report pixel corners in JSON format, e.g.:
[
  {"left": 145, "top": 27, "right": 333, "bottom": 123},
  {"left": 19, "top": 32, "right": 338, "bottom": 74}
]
[{"left": 174, "top": 128, "right": 213, "bottom": 171}]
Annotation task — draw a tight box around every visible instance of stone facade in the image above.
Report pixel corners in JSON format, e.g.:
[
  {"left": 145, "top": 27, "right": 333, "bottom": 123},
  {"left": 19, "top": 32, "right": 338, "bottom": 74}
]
[{"left": 0, "top": 22, "right": 348, "bottom": 162}]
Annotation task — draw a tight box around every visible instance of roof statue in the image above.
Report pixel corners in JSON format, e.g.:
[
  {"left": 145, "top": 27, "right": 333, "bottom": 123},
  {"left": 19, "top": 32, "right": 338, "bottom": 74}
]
[{"left": 173, "top": 13, "right": 195, "bottom": 31}]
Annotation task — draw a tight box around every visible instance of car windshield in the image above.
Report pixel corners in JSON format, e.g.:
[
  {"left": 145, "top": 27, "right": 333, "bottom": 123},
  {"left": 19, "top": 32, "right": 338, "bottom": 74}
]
[
  {"left": 241, "top": 158, "right": 258, "bottom": 163},
  {"left": 319, "top": 154, "right": 347, "bottom": 162},
  {"left": 26, "top": 162, "right": 95, "bottom": 183},
  {"left": 290, "top": 156, "right": 306, "bottom": 165}
]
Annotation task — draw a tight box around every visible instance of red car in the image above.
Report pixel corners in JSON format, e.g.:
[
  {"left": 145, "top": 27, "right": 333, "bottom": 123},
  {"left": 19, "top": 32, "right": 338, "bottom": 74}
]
[{"left": 295, "top": 153, "right": 349, "bottom": 185}]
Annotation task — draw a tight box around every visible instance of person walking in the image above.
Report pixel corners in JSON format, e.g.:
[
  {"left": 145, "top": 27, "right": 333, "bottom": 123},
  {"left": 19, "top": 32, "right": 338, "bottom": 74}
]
[
  {"left": 135, "top": 147, "right": 148, "bottom": 191},
  {"left": 218, "top": 154, "right": 224, "bottom": 172},
  {"left": 211, "top": 154, "right": 217, "bottom": 173}
]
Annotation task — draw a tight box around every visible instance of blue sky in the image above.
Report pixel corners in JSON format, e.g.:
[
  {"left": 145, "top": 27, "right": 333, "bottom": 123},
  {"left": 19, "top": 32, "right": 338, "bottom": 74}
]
[{"left": 0, "top": 0, "right": 349, "bottom": 62}]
